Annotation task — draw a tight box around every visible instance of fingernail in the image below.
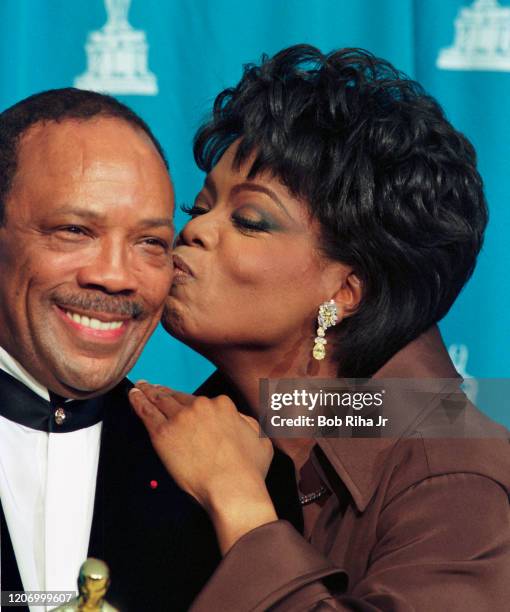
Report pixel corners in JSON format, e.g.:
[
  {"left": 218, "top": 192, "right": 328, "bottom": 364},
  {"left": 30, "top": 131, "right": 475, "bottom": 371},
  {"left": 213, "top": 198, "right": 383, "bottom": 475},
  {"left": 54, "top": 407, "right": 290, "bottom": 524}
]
[{"left": 136, "top": 379, "right": 148, "bottom": 384}]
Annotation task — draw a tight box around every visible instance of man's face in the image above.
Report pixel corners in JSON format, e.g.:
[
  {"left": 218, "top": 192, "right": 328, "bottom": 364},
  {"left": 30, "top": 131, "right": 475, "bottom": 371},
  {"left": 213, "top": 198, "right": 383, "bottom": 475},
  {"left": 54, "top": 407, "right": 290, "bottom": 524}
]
[{"left": 0, "top": 117, "right": 174, "bottom": 397}]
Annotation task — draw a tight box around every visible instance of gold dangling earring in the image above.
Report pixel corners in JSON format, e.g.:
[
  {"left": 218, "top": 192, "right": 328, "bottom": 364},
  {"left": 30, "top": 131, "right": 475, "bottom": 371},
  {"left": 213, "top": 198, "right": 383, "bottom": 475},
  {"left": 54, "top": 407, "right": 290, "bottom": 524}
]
[{"left": 312, "top": 299, "right": 339, "bottom": 361}]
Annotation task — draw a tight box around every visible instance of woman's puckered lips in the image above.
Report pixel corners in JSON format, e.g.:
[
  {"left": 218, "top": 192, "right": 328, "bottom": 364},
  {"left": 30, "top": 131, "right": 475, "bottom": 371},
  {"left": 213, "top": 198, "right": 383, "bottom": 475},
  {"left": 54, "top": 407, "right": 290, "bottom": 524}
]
[{"left": 172, "top": 253, "right": 195, "bottom": 277}]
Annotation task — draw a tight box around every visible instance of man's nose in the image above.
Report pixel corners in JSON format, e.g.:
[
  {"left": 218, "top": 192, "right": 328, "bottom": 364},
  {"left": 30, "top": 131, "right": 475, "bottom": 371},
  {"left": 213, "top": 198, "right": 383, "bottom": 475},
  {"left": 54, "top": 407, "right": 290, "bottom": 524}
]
[{"left": 76, "top": 239, "right": 137, "bottom": 295}]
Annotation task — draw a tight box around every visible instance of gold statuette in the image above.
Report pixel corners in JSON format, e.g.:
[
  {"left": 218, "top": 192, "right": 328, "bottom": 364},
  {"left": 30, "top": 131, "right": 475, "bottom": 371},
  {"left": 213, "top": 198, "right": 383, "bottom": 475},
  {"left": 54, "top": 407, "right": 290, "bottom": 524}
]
[{"left": 52, "top": 558, "right": 119, "bottom": 611}]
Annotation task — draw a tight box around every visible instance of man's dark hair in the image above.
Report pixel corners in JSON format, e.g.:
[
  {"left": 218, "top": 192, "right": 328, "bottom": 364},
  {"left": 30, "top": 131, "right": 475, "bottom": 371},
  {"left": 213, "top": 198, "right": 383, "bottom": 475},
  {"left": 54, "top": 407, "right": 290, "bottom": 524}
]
[
  {"left": 0, "top": 87, "right": 168, "bottom": 225},
  {"left": 194, "top": 44, "right": 488, "bottom": 377}
]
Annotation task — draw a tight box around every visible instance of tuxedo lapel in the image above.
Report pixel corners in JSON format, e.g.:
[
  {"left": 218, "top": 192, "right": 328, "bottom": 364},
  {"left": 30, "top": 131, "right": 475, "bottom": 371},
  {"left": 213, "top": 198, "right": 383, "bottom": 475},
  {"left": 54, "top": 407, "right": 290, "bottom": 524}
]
[
  {"left": 1, "top": 498, "right": 28, "bottom": 611},
  {"left": 87, "top": 422, "right": 105, "bottom": 562},
  {"left": 0, "top": 376, "right": 31, "bottom": 611},
  {"left": 88, "top": 381, "right": 220, "bottom": 611},
  {"left": 1, "top": 377, "right": 220, "bottom": 612}
]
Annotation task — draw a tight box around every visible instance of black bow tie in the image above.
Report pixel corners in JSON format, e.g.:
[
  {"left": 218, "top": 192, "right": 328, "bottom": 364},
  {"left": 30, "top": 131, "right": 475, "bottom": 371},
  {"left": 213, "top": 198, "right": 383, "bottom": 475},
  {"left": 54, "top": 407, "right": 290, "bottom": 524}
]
[{"left": 0, "top": 369, "right": 105, "bottom": 433}]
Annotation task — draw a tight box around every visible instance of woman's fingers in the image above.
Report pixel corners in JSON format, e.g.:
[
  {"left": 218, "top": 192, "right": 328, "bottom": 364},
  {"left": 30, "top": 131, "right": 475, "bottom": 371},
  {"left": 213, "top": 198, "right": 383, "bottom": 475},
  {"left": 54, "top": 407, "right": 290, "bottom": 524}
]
[
  {"left": 135, "top": 381, "right": 194, "bottom": 408},
  {"left": 128, "top": 388, "right": 167, "bottom": 433},
  {"left": 129, "top": 387, "right": 276, "bottom": 544},
  {"left": 159, "top": 388, "right": 195, "bottom": 406},
  {"left": 134, "top": 382, "right": 186, "bottom": 419}
]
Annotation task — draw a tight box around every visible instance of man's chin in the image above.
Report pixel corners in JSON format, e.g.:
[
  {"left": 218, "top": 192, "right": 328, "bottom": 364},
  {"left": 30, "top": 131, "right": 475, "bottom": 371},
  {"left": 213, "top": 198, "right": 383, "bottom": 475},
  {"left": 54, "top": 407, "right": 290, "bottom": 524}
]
[
  {"left": 37, "top": 326, "right": 152, "bottom": 395},
  {"left": 52, "top": 363, "right": 126, "bottom": 398}
]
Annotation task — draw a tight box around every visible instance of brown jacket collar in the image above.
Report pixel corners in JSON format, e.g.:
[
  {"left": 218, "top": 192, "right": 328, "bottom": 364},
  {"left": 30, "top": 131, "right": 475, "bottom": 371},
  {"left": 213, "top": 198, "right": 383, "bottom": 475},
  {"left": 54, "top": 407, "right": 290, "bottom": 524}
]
[
  {"left": 197, "top": 326, "right": 508, "bottom": 513},
  {"left": 314, "top": 325, "right": 463, "bottom": 512}
]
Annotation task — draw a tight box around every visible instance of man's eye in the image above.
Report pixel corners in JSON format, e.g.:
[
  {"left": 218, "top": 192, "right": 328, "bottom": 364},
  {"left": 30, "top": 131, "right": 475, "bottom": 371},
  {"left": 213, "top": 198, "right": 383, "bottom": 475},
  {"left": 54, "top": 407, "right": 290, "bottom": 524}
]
[
  {"left": 57, "top": 226, "right": 88, "bottom": 236},
  {"left": 180, "top": 203, "right": 209, "bottom": 217},
  {"left": 142, "top": 238, "right": 169, "bottom": 250}
]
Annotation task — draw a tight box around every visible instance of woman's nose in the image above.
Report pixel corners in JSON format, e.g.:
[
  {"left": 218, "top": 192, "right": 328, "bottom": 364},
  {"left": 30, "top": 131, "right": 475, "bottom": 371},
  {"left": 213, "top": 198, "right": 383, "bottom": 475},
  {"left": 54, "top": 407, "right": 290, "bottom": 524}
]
[{"left": 177, "top": 213, "right": 219, "bottom": 250}]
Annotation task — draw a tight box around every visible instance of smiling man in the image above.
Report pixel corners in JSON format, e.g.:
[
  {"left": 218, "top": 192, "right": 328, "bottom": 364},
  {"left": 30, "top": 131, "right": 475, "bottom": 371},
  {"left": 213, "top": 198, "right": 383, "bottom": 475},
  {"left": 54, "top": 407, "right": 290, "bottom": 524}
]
[{"left": 0, "top": 89, "right": 219, "bottom": 611}]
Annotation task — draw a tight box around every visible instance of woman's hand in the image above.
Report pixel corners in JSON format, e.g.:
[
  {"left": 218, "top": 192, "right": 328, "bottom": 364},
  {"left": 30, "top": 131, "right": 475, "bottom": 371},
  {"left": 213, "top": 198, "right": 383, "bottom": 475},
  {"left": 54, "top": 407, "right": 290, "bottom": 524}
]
[{"left": 128, "top": 382, "right": 278, "bottom": 554}]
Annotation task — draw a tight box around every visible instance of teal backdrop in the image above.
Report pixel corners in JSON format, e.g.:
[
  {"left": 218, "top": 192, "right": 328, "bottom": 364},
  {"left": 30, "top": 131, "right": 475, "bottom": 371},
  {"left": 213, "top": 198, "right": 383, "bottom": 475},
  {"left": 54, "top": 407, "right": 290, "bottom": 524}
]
[{"left": 0, "top": 1, "right": 508, "bottom": 399}]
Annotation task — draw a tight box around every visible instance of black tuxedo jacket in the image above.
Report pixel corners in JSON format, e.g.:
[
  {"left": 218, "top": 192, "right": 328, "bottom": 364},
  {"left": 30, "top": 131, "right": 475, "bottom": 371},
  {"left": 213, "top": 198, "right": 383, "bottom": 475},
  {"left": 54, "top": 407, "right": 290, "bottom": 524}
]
[{"left": 1, "top": 379, "right": 221, "bottom": 612}]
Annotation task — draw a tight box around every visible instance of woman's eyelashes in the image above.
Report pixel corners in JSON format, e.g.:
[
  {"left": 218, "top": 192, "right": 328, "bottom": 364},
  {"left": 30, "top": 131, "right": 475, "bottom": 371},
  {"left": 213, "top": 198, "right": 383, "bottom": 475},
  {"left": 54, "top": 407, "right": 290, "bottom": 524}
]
[
  {"left": 180, "top": 202, "right": 278, "bottom": 234},
  {"left": 180, "top": 203, "right": 209, "bottom": 217},
  {"left": 231, "top": 215, "right": 272, "bottom": 233}
]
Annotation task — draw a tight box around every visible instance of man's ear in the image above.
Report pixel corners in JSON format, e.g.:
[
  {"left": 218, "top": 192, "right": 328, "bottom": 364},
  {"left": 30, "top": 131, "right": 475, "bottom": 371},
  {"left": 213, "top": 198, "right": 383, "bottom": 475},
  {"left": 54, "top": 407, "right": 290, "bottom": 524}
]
[{"left": 332, "top": 271, "right": 362, "bottom": 319}]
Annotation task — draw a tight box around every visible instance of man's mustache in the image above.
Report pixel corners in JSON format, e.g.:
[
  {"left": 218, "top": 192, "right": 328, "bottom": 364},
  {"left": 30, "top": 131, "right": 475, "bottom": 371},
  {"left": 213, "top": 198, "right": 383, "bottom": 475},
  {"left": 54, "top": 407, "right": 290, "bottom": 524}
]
[{"left": 52, "top": 291, "right": 145, "bottom": 318}]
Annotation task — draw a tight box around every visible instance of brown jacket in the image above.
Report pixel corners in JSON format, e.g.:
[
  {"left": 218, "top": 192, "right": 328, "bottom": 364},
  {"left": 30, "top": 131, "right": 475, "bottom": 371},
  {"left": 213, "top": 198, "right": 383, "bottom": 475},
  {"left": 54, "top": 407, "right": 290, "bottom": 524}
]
[{"left": 191, "top": 327, "right": 510, "bottom": 611}]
